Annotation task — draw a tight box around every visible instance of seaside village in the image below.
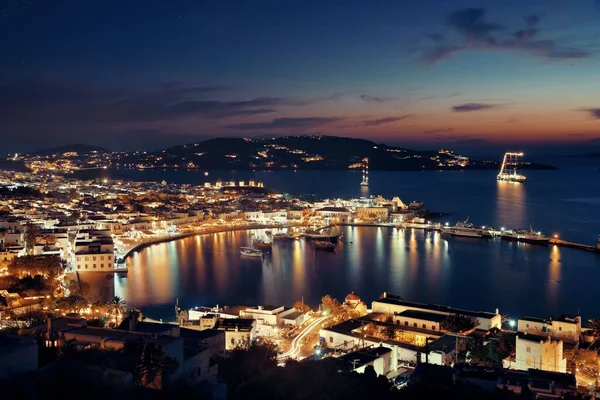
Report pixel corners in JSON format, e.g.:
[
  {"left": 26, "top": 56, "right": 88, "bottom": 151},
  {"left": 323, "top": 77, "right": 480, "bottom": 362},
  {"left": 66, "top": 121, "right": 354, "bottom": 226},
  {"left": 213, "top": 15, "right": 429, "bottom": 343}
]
[{"left": 1, "top": 169, "right": 600, "bottom": 397}]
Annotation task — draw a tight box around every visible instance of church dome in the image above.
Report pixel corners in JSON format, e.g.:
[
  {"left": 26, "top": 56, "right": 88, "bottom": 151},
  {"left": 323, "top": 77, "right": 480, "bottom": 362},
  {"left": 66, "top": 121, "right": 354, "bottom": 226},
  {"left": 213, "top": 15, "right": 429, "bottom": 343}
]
[{"left": 345, "top": 291, "right": 361, "bottom": 302}]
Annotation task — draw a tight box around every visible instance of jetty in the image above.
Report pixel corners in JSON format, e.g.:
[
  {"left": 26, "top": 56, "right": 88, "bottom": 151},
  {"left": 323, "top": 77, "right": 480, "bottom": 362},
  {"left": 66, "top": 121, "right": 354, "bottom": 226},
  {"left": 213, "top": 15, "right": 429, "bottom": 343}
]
[{"left": 550, "top": 238, "right": 600, "bottom": 253}]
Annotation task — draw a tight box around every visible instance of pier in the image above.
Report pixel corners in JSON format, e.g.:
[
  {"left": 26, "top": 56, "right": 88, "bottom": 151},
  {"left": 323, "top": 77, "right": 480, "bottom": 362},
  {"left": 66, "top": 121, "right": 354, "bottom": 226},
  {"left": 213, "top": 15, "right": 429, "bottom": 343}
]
[{"left": 550, "top": 238, "right": 600, "bottom": 253}]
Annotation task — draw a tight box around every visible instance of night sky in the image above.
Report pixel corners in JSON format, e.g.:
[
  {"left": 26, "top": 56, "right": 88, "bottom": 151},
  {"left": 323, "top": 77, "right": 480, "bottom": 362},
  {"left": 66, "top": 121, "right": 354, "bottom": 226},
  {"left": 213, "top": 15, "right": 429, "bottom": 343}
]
[{"left": 2, "top": 0, "right": 600, "bottom": 154}]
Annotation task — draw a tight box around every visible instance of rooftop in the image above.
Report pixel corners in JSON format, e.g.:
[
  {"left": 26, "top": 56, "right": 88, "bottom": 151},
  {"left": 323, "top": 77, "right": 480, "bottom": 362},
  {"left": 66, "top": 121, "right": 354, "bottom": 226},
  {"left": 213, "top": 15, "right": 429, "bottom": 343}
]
[
  {"left": 396, "top": 309, "right": 448, "bottom": 323},
  {"left": 217, "top": 318, "right": 255, "bottom": 332},
  {"left": 517, "top": 331, "right": 552, "bottom": 343},
  {"left": 375, "top": 296, "right": 497, "bottom": 320}
]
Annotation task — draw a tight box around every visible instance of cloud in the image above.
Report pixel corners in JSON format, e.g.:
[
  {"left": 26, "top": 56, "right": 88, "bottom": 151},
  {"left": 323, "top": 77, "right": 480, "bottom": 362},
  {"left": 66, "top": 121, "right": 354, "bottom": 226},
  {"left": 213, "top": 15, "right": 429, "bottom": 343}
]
[
  {"left": 423, "top": 9, "right": 590, "bottom": 64},
  {"left": 417, "top": 93, "right": 460, "bottom": 101},
  {"left": 360, "top": 115, "right": 414, "bottom": 127},
  {"left": 452, "top": 103, "right": 498, "bottom": 112},
  {"left": 578, "top": 108, "right": 600, "bottom": 120},
  {"left": 447, "top": 8, "right": 503, "bottom": 40},
  {"left": 359, "top": 94, "right": 397, "bottom": 103},
  {"left": 226, "top": 117, "right": 344, "bottom": 130},
  {"left": 423, "top": 128, "right": 454, "bottom": 135}
]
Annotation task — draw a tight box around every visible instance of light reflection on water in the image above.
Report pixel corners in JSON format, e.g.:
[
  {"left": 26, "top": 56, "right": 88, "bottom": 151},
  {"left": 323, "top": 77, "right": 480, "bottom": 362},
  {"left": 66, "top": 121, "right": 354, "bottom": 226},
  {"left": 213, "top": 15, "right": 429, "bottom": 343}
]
[{"left": 106, "top": 226, "right": 598, "bottom": 322}]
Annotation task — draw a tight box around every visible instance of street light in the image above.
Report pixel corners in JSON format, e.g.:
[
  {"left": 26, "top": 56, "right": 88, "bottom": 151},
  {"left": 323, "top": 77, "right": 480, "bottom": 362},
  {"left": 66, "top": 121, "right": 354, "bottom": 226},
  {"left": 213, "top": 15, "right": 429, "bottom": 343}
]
[{"left": 509, "top": 320, "right": 516, "bottom": 329}]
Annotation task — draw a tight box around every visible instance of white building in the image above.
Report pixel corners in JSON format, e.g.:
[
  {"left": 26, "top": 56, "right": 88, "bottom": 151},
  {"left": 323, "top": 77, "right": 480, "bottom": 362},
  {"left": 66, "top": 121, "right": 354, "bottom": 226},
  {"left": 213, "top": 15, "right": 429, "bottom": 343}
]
[
  {"left": 355, "top": 207, "right": 390, "bottom": 221},
  {"left": 518, "top": 315, "right": 581, "bottom": 343},
  {"left": 239, "top": 305, "right": 303, "bottom": 337},
  {"left": 73, "top": 231, "right": 115, "bottom": 272},
  {"left": 336, "top": 346, "right": 396, "bottom": 377},
  {"left": 372, "top": 293, "right": 502, "bottom": 331},
  {"left": 505, "top": 332, "right": 567, "bottom": 373},
  {"left": 217, "top": 318, "right": 256, "bottom": 350},
  {"left": 316, "top": 207, "right": 351, "bottom": 223}
]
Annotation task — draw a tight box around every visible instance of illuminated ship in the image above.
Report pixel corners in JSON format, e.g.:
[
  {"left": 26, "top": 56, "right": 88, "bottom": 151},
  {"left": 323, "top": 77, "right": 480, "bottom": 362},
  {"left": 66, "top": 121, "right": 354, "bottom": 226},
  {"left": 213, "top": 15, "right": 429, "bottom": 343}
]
[{"left": 497, "top": 152, "right": 527, "bottom": 183}]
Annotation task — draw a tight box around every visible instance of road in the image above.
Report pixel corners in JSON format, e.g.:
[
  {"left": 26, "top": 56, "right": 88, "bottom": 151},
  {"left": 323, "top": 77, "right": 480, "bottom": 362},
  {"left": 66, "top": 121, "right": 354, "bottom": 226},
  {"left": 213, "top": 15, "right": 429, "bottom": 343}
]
[{"left": 278, "top": 315, "right": 331, "bottom": 360}]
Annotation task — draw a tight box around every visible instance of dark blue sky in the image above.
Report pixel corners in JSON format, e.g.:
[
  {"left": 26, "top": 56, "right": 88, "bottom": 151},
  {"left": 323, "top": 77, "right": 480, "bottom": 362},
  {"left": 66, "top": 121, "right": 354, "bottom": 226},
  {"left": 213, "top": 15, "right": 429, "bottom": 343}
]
[{"left": 2, "top": 0, "right": 600, "bottom": 155}]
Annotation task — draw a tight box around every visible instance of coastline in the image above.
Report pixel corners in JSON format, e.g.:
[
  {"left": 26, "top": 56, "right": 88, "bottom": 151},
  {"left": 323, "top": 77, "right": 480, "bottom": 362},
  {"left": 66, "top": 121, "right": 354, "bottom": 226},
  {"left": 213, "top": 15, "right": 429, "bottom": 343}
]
[
  {"left": 122, "top": 223, "right": 305, "bottom": 260},
  {"left": 123, "top": 221, "right": 600, "bottom": 262}
]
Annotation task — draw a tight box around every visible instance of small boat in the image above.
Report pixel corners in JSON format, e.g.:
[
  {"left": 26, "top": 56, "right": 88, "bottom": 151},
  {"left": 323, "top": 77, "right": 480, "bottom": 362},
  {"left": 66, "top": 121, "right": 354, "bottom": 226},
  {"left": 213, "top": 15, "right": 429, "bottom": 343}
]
[
  {"left": 501, "top": 228, "right": 549, "bottom": 245},
  {"left": 314, "top": 241, "right": 336, "bottom": 252},
  {"left": 273, "top": 233, "right": 295, "bottom": 241},
  {"left": 305, "top": 229, "right": 342, "bottom": 243},
  {"left": 253, "top": 239, "right": 272, "bottom": 251},
  {"left": 240, "top": 247, "right": 263, "bottom": 257}
]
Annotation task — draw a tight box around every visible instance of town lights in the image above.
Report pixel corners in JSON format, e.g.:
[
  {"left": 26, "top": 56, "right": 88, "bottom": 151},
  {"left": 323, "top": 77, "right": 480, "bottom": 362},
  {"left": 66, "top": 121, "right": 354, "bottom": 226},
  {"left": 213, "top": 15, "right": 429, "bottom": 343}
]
[{"left": 509, "top": 320, "right": 516, "bottom": 328}]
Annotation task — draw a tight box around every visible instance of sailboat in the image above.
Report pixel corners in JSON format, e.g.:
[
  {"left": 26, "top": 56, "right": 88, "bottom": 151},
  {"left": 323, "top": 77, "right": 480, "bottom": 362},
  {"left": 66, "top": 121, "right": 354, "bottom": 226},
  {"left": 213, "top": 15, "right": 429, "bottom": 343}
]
[{"left": 497, "top": 152, "right": 527, "bottom": 183}]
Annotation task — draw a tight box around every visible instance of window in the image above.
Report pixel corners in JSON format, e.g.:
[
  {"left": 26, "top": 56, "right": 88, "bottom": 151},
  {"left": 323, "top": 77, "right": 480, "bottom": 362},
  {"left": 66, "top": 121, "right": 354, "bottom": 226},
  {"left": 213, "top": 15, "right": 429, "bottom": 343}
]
[
  {"left": 526, "top": 346, "right": 531, "bottom": 353},
  {"left": 93, "top": 264, "right": 96, "bottom": 268},
  {"left": 422, "top": 324, "right": 426, "bottom": 329},
  {"left": 93, "top": 256, "right": 96, "bottom": 261},
  {"left": 432, "top": 325, "right": 436, "bottom": 331},
  {"left": 404, "top": 321, "right": 408, "bottom": 326},
  {"left": 77, "top": 265, "right": 81, "bottom": 269},
  {"left": 413, "top": 323, "right": 417, "bottom": 328},
  {"left": 108, "top": 255, "right": 112, "bottom": 260},
  {"left": 101, "top": 256, "right": 104, "bottom": 260},
  {"left": 85, "top": 257, "right": 89, "bottom": 261},
  {"left": 559, "top": 327, "right": 562, "bottom": 331},
  {"left": 344, "top": 340, "right": 347, "bottom": 347},
  {"left": 526, "top": 358, "right": 532, "bottom": 366},
  {"left": 330, "top": 337, "right": 333, "bottom": 343},
  {"left": 76, "top": 257, "right": 80, "bottom": 262},
  {"left": 101, "top": 264, "right": 104, "bottom": 268},
  {"left": 526, "top": 324, "right": 529, "bottom": 328}
]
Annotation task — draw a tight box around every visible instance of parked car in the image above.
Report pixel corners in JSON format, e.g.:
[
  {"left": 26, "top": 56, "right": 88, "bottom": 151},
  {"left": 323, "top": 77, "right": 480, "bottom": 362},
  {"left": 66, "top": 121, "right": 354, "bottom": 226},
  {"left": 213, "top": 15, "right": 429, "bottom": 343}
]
[{"left": 394, "top": 373, "right": 411, "bottom": 389}]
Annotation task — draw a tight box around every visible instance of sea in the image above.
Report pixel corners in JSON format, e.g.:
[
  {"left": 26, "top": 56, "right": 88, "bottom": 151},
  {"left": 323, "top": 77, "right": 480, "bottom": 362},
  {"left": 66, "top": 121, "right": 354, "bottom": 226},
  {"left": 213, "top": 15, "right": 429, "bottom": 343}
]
[{"left": 78, "top": 166, "right": 600, "bottom": 323}]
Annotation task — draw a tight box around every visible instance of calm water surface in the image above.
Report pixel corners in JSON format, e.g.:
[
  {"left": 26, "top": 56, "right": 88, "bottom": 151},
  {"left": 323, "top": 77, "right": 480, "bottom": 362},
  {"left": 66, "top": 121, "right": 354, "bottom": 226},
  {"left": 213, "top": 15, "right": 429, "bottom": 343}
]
[{"left": 100, "top": 168, "right": 600, "bottom": 321}]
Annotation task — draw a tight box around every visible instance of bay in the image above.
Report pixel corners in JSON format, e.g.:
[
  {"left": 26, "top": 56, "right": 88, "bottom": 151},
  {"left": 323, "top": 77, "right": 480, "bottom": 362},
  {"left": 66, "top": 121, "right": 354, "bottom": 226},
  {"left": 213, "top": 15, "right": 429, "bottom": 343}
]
[{"left": 90, "top": 167, "right": 600, "bottom": 322}]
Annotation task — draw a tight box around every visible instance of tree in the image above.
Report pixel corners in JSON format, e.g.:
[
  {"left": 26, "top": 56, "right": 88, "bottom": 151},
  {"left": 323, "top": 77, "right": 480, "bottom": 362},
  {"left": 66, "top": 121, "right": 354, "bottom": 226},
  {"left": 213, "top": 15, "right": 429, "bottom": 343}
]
[
  {"left": 24, "top": 222, "right": 41, "bottom": 255},
  {"left": 55, "top": 295, "right": 89, "bottom": 314},
  {"left": 588, "top": 318, "right": 600, "bottom": 340},
  {"left": 213, "top": 341, "right": 278, "bottom": 395},
  {"left": 565, "top": 347, "right": 600, "bottom": 386},
  {"left": 293, "top": 300, "right": 311, "bottom": 313},
  {"left": 106, "top": 296, "right": 126, "bottom": 319},
  {"left": 441, "top": 314, "right": 478, "bottom": 334},
  {"left": 380, "top": 324, "right": 397, "bottom": 340}
]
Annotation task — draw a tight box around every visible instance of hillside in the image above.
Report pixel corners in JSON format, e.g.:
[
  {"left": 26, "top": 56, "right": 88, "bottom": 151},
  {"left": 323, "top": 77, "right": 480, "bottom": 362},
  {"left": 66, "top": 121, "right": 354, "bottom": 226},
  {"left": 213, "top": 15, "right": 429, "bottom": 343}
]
[
  {"left": 116, "top": 135, "right": 556, "bottom": 171},
  {"left": 33, "top": 143, "right": 109, "bottom": 156}
]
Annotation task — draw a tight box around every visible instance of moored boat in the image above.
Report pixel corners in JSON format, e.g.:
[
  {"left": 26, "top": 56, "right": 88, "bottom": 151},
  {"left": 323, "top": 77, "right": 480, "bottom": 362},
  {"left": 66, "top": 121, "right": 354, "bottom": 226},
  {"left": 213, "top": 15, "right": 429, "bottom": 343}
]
[
  {"left": 501, "top": 229, "right": 549, "bottom": 245},
  {"left": 305, "top": 229, "right": 342, "bottom": 243},
  {"left": 273, "top": 232, "right": 295, "bottom": 241},
  {"left": 240, "top": 247, "right": 263, "bottom": 257},
  {"left": 313, "top": 240, "right": 336, "bottom": 252},
  {"left": 441, "top": 218, "right": 488, "bottom": 238},
  {"left": 253, "top": 239, "right": 272, "bottom": 251}
]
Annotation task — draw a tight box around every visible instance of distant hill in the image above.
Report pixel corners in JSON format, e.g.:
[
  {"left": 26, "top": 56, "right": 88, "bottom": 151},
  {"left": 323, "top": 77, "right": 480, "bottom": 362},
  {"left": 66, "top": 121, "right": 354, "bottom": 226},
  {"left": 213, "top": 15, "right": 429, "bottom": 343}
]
[
  {"left": 116, "top": 135, "right": 557, "bottom": 171},
  {"left": 33, "top": 143, "right": 109, "bottom": 156}
]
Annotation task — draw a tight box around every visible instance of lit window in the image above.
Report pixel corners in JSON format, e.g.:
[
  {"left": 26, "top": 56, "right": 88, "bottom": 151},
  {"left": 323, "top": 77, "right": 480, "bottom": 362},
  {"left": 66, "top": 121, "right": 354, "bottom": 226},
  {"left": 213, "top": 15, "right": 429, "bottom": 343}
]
[{"left": 526, "top": 358, "right": 532, "bottom": 366}]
